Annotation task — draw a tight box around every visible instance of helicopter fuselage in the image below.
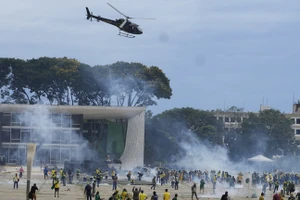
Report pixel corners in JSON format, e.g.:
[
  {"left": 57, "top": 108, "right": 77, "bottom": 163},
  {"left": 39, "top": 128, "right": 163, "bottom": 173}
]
[{"left": 88, "top": 14, "right": 143, "bottom": 35}]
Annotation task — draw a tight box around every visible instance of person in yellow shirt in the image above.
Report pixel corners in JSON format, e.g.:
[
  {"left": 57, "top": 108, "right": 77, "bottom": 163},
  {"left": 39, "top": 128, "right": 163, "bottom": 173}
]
[
  {"left": 121, "top": 188, "right": 128, "bottom": 200},
  {"left": 259, "top": 192, "right": 264, "bottom": 200},
  {"left": 163, "top": 189, "right": 171, "bottom": 200},
  {"left": 139, "top": 190, "right": 147, "bottom": 200},
  {"left": 53, "top": 178, "right": 60, "bottom": 198}
]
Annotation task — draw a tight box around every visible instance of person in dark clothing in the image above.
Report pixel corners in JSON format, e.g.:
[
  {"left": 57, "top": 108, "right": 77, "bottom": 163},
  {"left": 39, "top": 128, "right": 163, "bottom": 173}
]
[
  {"left": 220, "top": 191, "right": 230, "bottom": 200},
  {"left": 174, "top": 177, "right": 179, "bottom": 190},
  {"left": 112, "top": 174, "right": 118, "bottom": 190},
  {"left": 93, "top": 181, "right": 96, "bottom": 196},
  {"left": 84, "top": 183, "right": 93, "bottom": 200},
  {"left": 150, "top": 176, "right": 156, "bottom": 190},
  {"left": 172, "top": 194, "right": 178, "bottom": 200},
  {"left": 191, "top": 183, "right": 199, "bottom": 200},
  {"left": 29, "top": 183, "right": 38, "bottom": 200},
  {"left": 132, "top": 186, "right": 141, "bottom": 200},
  {"left": 151, "top": 191, "right": 158, "bottom": 200}
]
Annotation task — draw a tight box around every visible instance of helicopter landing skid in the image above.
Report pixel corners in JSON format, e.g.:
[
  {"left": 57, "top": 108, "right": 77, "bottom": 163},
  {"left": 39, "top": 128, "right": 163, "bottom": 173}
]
[{"left": 118, "top": 30, "right": 135, "bottom": 38}]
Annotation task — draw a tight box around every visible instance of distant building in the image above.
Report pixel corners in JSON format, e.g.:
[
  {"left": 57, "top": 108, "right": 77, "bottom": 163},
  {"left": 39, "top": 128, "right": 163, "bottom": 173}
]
[
  {"left": 285, "top": 103, "right": 300, "bottom": 140},
  {"left": 0, "top": 104, "right": 145, "bottom": 169},
  {"left": 214, "top": 111, "right": 248, "bottom": 132},
  {"left": 213, "top": 104, "right": 300, "bottom": 140}
]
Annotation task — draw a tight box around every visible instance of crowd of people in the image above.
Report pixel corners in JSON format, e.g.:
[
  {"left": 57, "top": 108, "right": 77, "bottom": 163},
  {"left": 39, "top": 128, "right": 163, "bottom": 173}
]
[{"left": 11, "top": 165, "right": 300, "bottom": 200}]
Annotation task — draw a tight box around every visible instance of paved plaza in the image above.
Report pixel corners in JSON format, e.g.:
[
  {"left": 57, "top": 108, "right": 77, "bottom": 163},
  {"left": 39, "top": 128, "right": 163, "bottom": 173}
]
[{"left": 0, "top": 166, "right": 297, "bottom": 200}]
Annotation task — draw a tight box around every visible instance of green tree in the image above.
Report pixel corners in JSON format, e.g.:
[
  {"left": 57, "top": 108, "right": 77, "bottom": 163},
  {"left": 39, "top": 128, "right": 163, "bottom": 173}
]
[
  {"left": 227, "top": 109, "right": 297, "bottom": 161},
  {"left": 144, "top": 107, "right": 224, "bottom": 164},
  {"left": 94, "top": 61, "right": 172, "bottom": 107}
]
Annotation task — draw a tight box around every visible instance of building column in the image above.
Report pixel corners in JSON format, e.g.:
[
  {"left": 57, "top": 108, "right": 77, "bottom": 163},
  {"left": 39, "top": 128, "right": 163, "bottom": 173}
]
[{"left": 119, "top": 111, "right": 145, "bottom": 169}]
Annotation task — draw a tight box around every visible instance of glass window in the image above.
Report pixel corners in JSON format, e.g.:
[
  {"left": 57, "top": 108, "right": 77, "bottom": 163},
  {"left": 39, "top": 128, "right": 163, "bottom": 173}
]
[
  {"left": 60, "top": 148, "right": 70, "bottom": 163},
  {"left": 296, "top": 130, "right": 300, "bottom": 135},
  {"left": 21, "top": 113, "right": 31, "bottom": 127},
  {"left": 31, "top": 129, "right": 40, "bottom": 142},
  {"left": 52, "top": 130, "right": 61, "bottom": 144},
  {"left": 2, "top": 129, "right": 10, "bottom": 142},
  {"left": 71, "top": 130, "right": 81, "bottom": 144},
  {"left": 225, "top": 117, "right": 229, "bottom": 122},
  {"left": 21, "top": 129, "right": 31, "bottom": 143},
  {"left": 11, "top": 113, "right": 21, "bottom": 126},
  {"left": 62, "top": 115, "right": 71, "bottom": 128},
  {"left": 2, "top": 113, "right": 11, "bottom": 126},
  {"left": 11, "top": 129, "right": 21, "bottom": 142},
  {"left": 52, "top": 114, "right": 61, "bottom": 127},
  {"left": 296, "top": 119, "right": 300, "bottom": 124},
  {"left": 61, "top": 130, "right": 70, "bottom": 144},
  {"left": 50, "top": 148, "right": 60, "bottom": 164},
  {"left": 12, "top": 113, "right": 21, "bottom": 122},
  {"left": 72, "top": 115, "right": 81, "bottom": 128},
  {"left": 8, "top": 148, "right": 18, "bottom": 163}
]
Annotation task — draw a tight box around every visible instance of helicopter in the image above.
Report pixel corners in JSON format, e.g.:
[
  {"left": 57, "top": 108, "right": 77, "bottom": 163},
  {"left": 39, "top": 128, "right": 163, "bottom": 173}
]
[{"left": 86, "top": 3, "right": 155, "bottom": 38}]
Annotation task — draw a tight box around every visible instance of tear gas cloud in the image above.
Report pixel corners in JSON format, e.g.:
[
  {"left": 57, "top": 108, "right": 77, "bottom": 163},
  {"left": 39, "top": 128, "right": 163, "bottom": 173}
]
[
  {"left": 169, "top": 126, "right": 300, "bottom": 174},
  {"left": 174, "top": 131, "right": 246, "bottom": 173},
  {"left": 13, "top": 105, "right": 95, "bottom": 166}
]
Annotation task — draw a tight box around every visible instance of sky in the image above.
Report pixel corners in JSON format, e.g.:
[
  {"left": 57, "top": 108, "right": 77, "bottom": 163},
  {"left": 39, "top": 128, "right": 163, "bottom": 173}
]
[{"left": 1, "top": 0, "right": 300, "bottom": 115}]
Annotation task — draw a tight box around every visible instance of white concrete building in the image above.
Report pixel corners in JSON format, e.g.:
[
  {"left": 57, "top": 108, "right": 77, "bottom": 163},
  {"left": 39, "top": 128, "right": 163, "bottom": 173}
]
[{"left": 0, "top": 104, "right": 145, "bottom": 169}]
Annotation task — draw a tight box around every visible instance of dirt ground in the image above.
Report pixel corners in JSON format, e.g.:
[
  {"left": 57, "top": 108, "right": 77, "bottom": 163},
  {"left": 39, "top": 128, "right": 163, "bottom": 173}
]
[{"left": 0, "top": 167, "right": 298, "bottom": 200}]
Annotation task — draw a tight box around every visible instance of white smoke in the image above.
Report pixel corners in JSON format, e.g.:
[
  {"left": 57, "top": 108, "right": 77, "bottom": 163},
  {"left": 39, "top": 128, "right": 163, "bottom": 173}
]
[{"left": 175, "top": 131, "right": 233, "bottom": 171}]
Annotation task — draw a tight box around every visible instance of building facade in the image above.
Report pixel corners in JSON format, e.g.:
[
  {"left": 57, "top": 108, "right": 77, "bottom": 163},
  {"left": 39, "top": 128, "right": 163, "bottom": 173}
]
[
  {"left": 0, "top": 104, "right": 145, "bottom": 169},
  {"left": 214, "top": 104, "right": 300, "bottom": 140}
]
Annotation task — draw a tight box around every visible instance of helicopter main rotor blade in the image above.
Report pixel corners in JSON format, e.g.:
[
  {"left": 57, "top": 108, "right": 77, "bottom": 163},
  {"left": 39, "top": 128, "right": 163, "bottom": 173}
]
[
  {"left": 129, "top": 17, "right": 156, "bottom": 20},
  {"left": 107, "top": 3, "right": 129, "bottom": 18}
]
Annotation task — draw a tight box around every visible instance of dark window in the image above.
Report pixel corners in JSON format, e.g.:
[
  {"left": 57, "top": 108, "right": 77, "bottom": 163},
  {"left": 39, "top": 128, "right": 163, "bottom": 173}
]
[
  {"left": 2, "top": 129, "right": 10, "bottom": 142},
  {"left": 11, "top": 129, "right": 21, "bottom": 142},
  {"left": 236, "top": 117, "right": 242, "bottom": 123},
  {"left": 72, "top": 115, "right": 81, "bottom": 128},
  {"left": 231, "top": 117, "right": 236, "bottom": 122},
  {"left": 296, "top": 119, "right": 300, "bottom": 124},
  {"left": 296, "top": 130, "right": 300, "bottom": 135},
  {"left": 225, "top": 117, "right": 229, "bottom": 122},
  {"left": 2, "top": 113, "right": 11, "bottom": 126}
]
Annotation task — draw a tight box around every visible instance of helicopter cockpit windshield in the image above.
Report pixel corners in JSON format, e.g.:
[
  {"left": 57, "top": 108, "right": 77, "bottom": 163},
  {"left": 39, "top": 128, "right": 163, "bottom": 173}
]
[{"left": 137, "top": 26, "right": 143, "bottom": 32}]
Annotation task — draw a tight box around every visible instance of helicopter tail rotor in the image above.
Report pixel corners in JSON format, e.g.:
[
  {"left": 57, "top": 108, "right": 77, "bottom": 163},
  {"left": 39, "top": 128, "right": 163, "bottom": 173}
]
[{"left": 86, "top": 7, "right": 92, "bottom": 20}]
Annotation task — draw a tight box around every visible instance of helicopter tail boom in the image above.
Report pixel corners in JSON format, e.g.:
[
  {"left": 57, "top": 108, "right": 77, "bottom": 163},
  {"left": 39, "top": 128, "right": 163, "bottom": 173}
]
[{"left": 86, "top": 7, "right": 92, "bottom": 20}]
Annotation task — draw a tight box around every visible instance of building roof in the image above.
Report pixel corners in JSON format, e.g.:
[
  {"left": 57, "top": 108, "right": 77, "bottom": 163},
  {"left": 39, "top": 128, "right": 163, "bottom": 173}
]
[{"left": 0, "top": 104, "right": 146, "bottom": 119}]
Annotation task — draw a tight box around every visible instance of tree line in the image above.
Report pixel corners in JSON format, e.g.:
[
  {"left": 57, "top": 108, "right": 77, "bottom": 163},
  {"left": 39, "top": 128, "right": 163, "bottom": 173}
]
[{"left": 0, "top": 57, "right": 172, "bottom": 106}]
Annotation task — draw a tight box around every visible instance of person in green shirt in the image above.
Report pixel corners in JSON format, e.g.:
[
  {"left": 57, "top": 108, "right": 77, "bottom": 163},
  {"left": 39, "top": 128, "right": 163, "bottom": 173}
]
[
  {"left": 172, "top": 194, "right": 178, "bottom": 200},
  {"left": 200, "top": 179, "right": 205, "bottom": 194},
  {"left": 95, "top": 191, "right": 101, "bottom": 200}
]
